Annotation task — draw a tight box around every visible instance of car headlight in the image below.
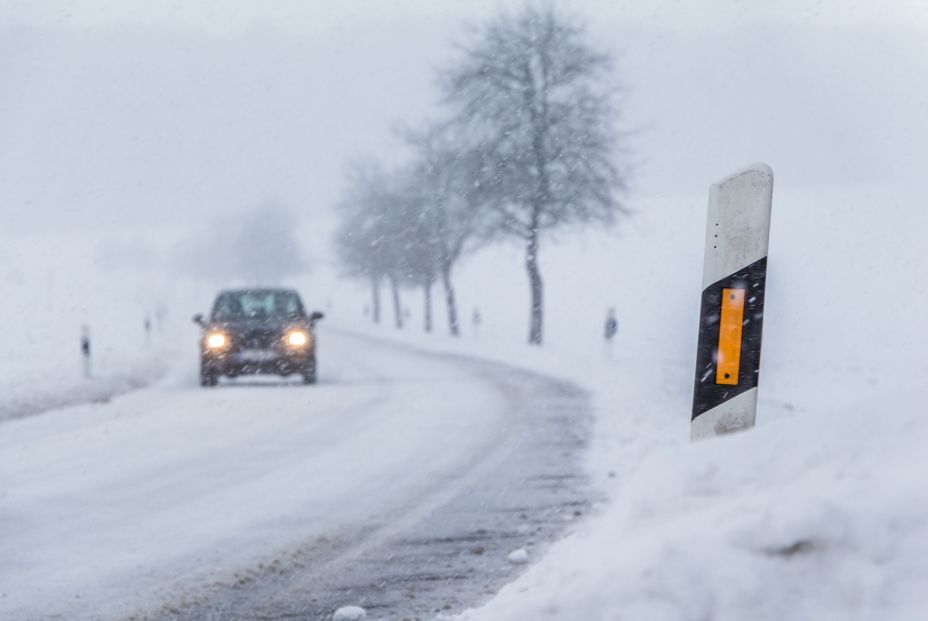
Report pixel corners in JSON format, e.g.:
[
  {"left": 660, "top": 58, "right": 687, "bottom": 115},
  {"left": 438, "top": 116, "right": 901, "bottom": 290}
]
[
  {"left": 206, "top": 332, "right": 227, "bottom": 349},
  {"left": 286, "top": 330, "right": 309, "bottom": 347}
]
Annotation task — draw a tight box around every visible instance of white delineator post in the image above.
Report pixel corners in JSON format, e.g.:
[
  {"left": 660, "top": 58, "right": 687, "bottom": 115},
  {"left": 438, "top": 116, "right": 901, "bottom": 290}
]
[
  {"left": 691, "top": 164, "right": 774, "bottom": 440},
  {"left": 81, "top": 325, "right": 92, "bottom": 379}
]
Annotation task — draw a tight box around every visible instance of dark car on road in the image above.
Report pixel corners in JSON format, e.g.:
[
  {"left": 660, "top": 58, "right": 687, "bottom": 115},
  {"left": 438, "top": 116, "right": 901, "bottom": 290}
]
[{"left": 193, "top": 288, "right": 323, "bottom": 386}]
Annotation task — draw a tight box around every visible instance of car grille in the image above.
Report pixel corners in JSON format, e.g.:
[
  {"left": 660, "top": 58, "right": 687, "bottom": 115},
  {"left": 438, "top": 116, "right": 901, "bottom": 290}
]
[{"left": 240, "top": 329, "right": 278, "bottom": 349}]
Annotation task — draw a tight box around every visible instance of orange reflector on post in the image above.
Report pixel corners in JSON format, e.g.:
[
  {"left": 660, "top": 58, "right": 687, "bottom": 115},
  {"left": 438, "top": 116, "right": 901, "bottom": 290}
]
[{"left": 716, "top": 288, "right": 745, "bottom": 385}]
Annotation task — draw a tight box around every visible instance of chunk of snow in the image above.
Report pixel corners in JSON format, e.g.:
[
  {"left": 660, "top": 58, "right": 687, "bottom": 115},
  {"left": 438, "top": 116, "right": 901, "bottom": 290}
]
[
  {"left": 333, "top": 605, "right": 367, "bottom": 621},
  {"left": 506, "top": 548, "right": 529, "bottom": 564}
]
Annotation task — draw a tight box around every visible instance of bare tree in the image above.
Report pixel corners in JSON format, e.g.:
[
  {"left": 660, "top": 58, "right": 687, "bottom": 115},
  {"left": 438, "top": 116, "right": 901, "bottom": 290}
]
[
  {"left": 335, "top": 162, "right": 433, "bottom": 331},
  {"left": 390, "top": 179, "right": 441, "bottom": 333},
  {"left": 334, "top": 207, "right": 383, "bottom": 324},
  {"left": 404, "top": 123, "right": 489, "bottom": 336},
  {"left": 334, "top": 163, "right": 397, "bottom": 326},
  {"left": 442, "top": 6, "right": 629, "bottom": 344}
]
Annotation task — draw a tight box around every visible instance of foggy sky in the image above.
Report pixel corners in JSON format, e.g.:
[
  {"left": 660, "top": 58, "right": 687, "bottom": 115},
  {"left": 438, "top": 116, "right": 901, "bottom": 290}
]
[{"left": 1, "top": 1, "right": 926, "bottom": 236}]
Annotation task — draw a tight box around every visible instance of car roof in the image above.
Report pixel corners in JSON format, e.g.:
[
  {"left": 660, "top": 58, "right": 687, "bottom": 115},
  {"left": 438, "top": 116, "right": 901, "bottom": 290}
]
[{"left": 218, "top": 288, "right": 301, "bottom": 296}]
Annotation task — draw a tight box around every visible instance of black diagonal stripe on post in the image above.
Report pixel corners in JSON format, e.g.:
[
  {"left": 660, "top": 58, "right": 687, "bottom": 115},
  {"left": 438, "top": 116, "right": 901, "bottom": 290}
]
[{"left": 692, "top": 256, "right": 767, "bottom": 420}]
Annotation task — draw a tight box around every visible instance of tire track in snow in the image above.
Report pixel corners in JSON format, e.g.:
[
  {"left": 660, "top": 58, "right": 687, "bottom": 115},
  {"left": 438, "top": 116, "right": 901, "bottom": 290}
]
[{"left": 151, "top": 332, "right": 592, "bottom": 621}]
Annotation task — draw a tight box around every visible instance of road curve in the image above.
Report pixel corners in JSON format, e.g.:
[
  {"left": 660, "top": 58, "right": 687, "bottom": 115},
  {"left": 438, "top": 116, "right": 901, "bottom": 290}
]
[{"left": 0, "top": 329, "right": 591, "bottom": 621}]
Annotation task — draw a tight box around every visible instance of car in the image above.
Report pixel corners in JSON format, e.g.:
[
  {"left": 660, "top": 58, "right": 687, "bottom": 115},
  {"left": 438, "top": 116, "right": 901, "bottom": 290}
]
[{"left": 193, "top": 288, "right": 323, "bottom": 387}]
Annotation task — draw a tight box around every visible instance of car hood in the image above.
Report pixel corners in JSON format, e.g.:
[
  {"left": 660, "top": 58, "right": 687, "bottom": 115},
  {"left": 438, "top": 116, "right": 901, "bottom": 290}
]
[{"left": 206, "top": 318, "right": 309, "bottom": 333}]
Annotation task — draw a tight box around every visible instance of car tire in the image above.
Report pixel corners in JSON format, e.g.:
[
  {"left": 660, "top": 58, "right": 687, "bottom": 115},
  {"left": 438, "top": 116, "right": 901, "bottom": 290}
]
[
  {"left": 200, "top": 361, "right": 219, "bottom": 387},
  {"left": 301, "top": 359, "right": 317, "bottom": 385}
]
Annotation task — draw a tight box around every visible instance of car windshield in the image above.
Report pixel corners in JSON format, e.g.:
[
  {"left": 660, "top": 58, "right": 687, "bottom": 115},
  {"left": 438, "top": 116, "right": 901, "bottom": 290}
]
[{"left": 211, "top": 290, "right": 304, "bottom": 320}]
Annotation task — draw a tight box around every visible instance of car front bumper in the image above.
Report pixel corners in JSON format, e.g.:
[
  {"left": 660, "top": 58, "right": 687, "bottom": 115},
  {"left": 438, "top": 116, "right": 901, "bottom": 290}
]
[{"left": 202, "top": 348, "right": 314, "bottom": 376}]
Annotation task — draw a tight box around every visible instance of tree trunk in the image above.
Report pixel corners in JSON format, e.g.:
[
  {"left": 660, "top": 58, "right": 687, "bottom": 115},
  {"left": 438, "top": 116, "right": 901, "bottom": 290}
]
[
  {"left": 390, "top": 275, "right": 404, "bottom": 329},
  {"left": 440, "top": 263, "right": 460, "bottom": 337},
  {"left": 526, "top": 229, "right": 543, "bottom": 345},
  {"left": 423, "top": 281, "right": 433, "bottom": 333},
  {"left": 370, "top": 273, "right": 381, "bottom": 324}
]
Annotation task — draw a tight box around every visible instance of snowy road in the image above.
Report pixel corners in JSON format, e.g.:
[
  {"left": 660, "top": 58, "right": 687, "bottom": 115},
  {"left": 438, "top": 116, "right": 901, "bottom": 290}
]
[{"left": 0, "top": 330, "right": 591, "bottom": 620}]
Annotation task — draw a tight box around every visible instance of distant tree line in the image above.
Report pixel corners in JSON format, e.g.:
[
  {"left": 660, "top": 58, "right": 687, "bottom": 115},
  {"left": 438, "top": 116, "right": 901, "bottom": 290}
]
[{"left": 335, "top": 5, "right": 630, "bottom": 345}]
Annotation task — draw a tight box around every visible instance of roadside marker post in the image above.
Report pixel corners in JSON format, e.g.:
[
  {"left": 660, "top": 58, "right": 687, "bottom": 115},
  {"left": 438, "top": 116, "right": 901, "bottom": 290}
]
[
  {"left": 691, "top": 164, "right": 774, "bottom": 440},
  {"left": 81, "top": 325, "right": 92, "bottom": 379}
]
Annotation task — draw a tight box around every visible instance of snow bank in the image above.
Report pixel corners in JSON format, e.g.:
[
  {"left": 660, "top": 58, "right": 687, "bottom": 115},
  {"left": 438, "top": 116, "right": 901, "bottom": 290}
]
[
  {"left": 341, "top": 324, "right": 927, "bottom": 621},
  {"left": 0, "top": 351, "right": 170, "bottom": 422},
  {"left": 452, "top": 361, "right": 928, "bottom": 621}
]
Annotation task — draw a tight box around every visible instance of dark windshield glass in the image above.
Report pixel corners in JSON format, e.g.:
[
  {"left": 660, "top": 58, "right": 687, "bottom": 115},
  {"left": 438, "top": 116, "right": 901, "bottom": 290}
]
[{"left": 211, "top": 290, "right": 304, "bottom": 321}]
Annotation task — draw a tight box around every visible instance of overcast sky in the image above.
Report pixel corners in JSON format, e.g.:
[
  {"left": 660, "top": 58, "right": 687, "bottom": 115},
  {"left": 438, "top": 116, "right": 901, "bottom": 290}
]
[
  {"left": 1, "top": 0, "right": 926, "bottom": 235},
  {"left": 4, "top": 0, "right": 927, "bottom": 32}
]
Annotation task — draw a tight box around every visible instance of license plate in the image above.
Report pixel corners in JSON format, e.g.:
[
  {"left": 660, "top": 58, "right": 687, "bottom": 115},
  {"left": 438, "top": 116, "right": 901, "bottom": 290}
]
[{"left": 235, "top": 349, "right": 278, "bottom": 362}]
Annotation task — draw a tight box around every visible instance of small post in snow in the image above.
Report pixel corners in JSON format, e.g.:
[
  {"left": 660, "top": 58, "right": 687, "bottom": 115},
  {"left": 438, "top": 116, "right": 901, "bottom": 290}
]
[
  {"left": 80, "top": 325, "right": 92, "bottom": 379},
  {"left": 603, "top": 307, "right": 618, "bottom": 357},
  {"left": 691, "top": 164, "right": 773, "bottom": 440}
]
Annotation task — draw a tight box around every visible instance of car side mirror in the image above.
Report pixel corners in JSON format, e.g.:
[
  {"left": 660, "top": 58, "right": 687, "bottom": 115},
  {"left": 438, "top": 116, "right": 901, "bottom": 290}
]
[
  {"left": 192, "top": 313, "right": 205, "bottom": 327},
  {"left": 310, "top": 311, "right": 324, "bottom": 323}
]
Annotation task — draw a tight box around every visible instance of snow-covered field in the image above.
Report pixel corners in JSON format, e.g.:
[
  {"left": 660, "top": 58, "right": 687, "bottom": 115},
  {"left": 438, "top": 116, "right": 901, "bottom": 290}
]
[{"left": 0, "top": 233, "right": 181, "bottom": 423}]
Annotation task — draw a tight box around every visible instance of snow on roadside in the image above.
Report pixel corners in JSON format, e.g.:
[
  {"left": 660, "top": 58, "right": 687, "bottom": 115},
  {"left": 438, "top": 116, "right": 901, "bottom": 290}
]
[
  {"left": 454, "top": 359, "right": 928, "bottom": 621},
  {"left": 0, "top": 348, "right": 173, "bottom": 423},
  {"left": 344, "top": 324, "right": 928, "bottom": 621},
  {"left": 0, "top": 230, "right": 182, "bottom": 423},
  {"left": 506, "top": 548, "right": 529, "bottom": 565},
  {"left": 334, "top": 184, "right": 927, "bottom": 621},
  {"left": 332, "top": 606, "right": 367, "bottom": 621}
]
